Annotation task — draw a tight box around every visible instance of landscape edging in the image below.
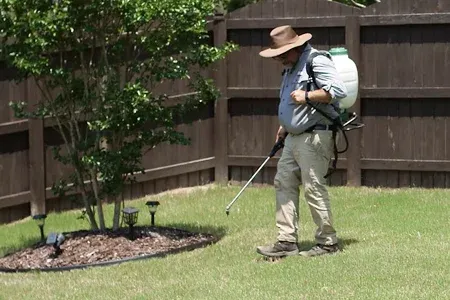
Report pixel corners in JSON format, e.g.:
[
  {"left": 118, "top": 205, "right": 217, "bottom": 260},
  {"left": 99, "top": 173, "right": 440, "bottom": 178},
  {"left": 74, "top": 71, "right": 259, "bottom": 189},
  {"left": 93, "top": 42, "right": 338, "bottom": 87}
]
[{"left": 0, "top": 233, "right": 219, "bottom": 273}]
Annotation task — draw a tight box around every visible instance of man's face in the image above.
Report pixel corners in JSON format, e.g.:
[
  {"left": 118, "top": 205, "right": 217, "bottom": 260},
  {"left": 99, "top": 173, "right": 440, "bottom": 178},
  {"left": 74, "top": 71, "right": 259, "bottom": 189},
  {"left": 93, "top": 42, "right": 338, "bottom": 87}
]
[{"left": 273, "top": 49, "right": 299, "bottom": 67}]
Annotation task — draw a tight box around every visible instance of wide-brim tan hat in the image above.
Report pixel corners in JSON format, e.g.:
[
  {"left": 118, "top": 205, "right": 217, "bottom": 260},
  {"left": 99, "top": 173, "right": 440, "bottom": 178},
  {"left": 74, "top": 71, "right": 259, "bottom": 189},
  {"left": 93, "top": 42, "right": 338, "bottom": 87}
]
[{"left": 259, "top": 25, "right": 312, "bottom": 58}]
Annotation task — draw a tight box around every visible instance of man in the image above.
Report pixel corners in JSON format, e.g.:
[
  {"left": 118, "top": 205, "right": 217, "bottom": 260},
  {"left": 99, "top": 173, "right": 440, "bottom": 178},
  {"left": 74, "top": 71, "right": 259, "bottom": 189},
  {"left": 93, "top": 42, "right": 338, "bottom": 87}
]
[{"left": 256, "top": 25, "right": 347, "bottom": 257}]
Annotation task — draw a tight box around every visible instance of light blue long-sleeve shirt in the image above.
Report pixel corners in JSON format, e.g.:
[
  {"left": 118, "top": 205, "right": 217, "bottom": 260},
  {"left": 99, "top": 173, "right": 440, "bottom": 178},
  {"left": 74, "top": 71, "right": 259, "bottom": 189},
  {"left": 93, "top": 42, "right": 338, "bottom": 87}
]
[{"left": 278, "top": 44, "right": 348, "bottom": 135}]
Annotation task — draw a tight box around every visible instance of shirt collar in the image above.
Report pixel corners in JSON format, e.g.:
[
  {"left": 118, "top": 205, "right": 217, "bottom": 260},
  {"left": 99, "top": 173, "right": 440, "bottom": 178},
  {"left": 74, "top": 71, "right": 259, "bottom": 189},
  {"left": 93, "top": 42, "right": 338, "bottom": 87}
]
[{"left": 288, "top": 43, "right": 312, "bottom": 74}]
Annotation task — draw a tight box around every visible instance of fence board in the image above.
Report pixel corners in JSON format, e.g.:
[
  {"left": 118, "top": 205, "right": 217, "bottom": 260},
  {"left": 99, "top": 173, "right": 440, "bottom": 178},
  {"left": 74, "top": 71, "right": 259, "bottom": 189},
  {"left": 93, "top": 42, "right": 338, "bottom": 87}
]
[
  {"left": 283, "top": 0, "right": 302, "bottom": 17},
  {"left": 433, "top": 102, "right": 448, "bottom": 160},
  {"left": 438, "top": 0, "right": 450, "bottom": 12},
  {"left": 412, "top": 0, "right": 433, "bottom": 14},
  {"left": 0, "top": 134, "right": 29, "bottom": 198},
  {"left": 250, "top": 30, "right": 262, "bottom": 87},
  {"left": 396, "top": 99, "right": 412, "bottom": 160},
  {"left": 363, "top": 0, "right": 441, "bottom": 14},
  {"left": 360, "top": 26, "right": 377, "bottom": 88},
  {"left": 272, "top": 0, "right": 284, "bottom": 18},
  {"left": 27, "top": 80, "right": 46, "bottom": 216},
  {"left": 446, "top": 100, "right": 450, "bottom": 163},
  {"left": 0, "top": 120, "right": 28, "bottom": 136},
  {"left": 345, "top": 16, "right": 361, "bottom": 186},
  {"left": 227, "top": 17, "right": 346, "bottom": 29},
  {"left": 433, "top": 26, "right": 449, "bottom": 87},
  {"left": 398, "top": 0, "right": 411, "bottom": 14},
  {"left": 44, "top": 129, "right": 75, "bottom": 189},
  {"left": 261, "top": 0, "right": 273, "bottom": 18},
  {"left": 250, "top": 0, "right": 262, "bottom": 18},
  {"left": 0, "top": 80, "right": 26, "bottom": 125}
]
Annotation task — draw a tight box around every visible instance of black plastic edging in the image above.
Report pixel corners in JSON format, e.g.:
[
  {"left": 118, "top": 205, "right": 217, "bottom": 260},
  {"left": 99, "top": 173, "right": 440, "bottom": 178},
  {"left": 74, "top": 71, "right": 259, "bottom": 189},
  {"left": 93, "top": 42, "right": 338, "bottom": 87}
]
[{"left": 0, "top": 238, "right": 219, "bottom": 273}]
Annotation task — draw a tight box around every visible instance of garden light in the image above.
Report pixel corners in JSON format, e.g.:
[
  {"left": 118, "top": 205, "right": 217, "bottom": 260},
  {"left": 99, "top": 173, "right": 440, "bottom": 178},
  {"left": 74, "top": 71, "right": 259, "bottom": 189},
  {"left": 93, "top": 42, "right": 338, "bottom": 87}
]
[
  {"left": 145, "top": 201, "right": 160, "bottom": 226},
  {"left": 32, "top": 214, "right": 47, "bottom": 241},
  {"left": 122, "top": 207, "right": 139, "bottom": 240},
  {"left": 46, "top": 232, "right": 65, "bottom": 257}
]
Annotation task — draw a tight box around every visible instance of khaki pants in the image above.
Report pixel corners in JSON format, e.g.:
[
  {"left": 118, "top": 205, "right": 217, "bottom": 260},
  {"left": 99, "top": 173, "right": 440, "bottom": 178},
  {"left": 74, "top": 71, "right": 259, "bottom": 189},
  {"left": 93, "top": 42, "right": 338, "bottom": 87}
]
[{"left": 274, "top": 130, "right": 338, "bottom": 245}]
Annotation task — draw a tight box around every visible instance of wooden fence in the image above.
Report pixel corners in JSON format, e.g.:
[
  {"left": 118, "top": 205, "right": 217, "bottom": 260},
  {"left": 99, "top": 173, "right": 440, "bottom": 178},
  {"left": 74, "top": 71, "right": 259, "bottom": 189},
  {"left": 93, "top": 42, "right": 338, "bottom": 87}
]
[
  {"left": 221, "top": 0, "right": 450, "bottom": 189},
  {"left": 1, "top": 0, "right": 450, "bottom": 224}
]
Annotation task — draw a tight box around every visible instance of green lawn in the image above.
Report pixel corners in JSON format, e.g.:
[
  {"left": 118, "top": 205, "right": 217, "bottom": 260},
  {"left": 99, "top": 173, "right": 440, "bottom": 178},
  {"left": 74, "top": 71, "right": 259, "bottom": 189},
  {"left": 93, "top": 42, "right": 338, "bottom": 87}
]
[{"left": 1, "top": 184, "right": 449, "bottom": 300}]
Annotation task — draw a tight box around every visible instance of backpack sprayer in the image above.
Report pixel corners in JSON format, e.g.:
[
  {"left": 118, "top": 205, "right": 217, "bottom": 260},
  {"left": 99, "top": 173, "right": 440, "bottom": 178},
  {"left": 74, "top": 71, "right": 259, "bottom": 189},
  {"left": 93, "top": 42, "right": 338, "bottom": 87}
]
[
  {"left": 225, "top": 47, "right": 364, "bottom": 216},
  {"left": 304, "top": 48, "right": 364, "bottom": 178}
]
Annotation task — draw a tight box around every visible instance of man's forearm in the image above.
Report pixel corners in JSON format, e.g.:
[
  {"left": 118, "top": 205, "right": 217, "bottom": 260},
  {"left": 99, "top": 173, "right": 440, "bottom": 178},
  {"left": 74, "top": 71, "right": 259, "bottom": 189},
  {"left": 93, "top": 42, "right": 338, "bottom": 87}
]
[{"left": 306, "top": 89, "right": 332, "bottom": 104}]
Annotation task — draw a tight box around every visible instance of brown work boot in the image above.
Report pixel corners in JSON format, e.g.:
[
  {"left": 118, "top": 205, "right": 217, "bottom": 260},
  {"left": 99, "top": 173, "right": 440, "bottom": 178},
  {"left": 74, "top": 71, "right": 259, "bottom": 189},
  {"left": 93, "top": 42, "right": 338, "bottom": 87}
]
[
  {"left": 299, "top": 244, "right": 339, "bottom": 257},
  {"left": 256, "top": 241, "right": 299, "bottom": 257}
]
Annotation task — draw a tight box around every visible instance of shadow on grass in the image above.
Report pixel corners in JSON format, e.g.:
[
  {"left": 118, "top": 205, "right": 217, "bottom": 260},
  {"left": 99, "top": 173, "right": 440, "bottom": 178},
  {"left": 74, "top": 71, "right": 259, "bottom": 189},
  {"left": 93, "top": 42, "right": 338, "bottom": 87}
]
[
  {"left": 0, "top": 235, "right": 43, "bottom": 258},
  {"left": 163, "top": 222, "right": 228, "bottom": 240},
  {"left": 298, "top": 237, "right": 359, "bottom": 251}
]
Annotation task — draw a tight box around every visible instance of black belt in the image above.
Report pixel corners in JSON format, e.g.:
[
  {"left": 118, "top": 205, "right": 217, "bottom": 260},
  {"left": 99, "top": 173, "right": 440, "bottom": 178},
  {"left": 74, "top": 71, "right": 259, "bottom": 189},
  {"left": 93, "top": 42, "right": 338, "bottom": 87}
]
[{"left": 305, "top": 124, "right": 337, "bottom": 133}]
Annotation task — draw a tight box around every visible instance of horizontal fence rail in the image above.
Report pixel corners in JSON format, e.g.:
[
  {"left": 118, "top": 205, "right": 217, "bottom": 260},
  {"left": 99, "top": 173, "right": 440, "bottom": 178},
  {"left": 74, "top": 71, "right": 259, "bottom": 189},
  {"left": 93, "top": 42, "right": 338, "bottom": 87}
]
[
  {"left": 226, "top": 87, "right": 450, "bottom": 99},
  {"left": 226, "top": 13, "right": 450, "bottom": 29},
  {"left": 228, "top": 156, "right": 450, "bottom": 172}
]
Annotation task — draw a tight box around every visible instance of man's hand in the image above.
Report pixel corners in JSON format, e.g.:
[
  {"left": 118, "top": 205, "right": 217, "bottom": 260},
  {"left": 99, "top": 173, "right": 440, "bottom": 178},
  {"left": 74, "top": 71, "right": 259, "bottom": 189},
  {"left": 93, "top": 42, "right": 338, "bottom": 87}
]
[
  {"left": 290, "top": 89, "right": 307, "bottom": 105},
  {"left": 275, "top": 126, "right": 287, "bottom": 143},
  {"left": 292, "top": 89, "right": 333, "bottom": 104}
]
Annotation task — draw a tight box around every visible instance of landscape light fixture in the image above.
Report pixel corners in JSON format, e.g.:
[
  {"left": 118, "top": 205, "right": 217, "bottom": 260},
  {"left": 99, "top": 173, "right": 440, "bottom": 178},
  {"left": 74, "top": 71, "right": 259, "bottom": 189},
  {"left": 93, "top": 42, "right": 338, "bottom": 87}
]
[
  {"left": 122, "top": 207, "right": 139, "bottom": 240},
  {"left": 145, "top": 201, "right": 160, "bottom": 226},
  {"left": 32, "top": 214, "right": 47, "bottom": 241},
  {"left": 46, "top": 232, "right": 65, "bottom": 258}
]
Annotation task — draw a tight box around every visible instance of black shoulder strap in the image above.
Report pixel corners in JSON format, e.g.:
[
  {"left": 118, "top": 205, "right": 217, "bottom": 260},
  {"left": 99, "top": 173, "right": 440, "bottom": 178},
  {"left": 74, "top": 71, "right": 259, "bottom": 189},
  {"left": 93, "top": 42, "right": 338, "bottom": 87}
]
[
  {"left": 306, "top": 50, "right": 332, "bottom": 90},
  {"left": 304, "top": 50, "right": 344, "bottom": 179}
]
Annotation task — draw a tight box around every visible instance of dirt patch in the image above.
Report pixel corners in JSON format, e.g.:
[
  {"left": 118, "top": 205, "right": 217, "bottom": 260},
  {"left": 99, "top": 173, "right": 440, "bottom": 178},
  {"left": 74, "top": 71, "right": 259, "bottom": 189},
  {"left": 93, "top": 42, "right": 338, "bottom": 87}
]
[{"left": 0, "top": 226, "right": 217, "bottom": 272}]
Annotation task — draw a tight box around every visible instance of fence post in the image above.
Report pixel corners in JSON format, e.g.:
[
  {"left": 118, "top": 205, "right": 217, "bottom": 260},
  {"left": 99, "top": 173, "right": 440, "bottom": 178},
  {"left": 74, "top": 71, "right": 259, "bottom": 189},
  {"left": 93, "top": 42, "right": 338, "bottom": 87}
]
[
  {"left": 28, "top": 79, "right": 47, "bottom": 215},
  {"left": 213, "top": 14, "right": 229, "bottom": 184},
  {"left": 345, "top": 15, "right": 362, "bottom": 187}
]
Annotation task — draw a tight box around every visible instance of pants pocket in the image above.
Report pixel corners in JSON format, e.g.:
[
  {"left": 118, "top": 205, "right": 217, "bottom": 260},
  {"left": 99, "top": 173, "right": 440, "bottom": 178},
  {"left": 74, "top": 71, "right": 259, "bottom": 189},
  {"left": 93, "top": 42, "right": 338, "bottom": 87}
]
[{"left": 310, "top": 131, "right": 334, "bottom": 161}]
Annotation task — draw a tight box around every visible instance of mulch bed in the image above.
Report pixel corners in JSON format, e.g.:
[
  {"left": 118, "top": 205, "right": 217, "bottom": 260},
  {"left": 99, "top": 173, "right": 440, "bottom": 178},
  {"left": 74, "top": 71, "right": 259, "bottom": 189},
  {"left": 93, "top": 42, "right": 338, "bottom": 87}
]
[{"left": 0, "top": 226, "right": 217, "bottom": 272}]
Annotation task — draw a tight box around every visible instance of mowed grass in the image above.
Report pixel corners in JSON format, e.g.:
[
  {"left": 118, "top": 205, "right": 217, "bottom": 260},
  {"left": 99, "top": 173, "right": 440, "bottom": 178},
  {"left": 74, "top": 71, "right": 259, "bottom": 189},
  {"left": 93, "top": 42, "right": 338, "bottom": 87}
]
[{"left": 0, "top": 184, "right": 449, "bottom": 300}]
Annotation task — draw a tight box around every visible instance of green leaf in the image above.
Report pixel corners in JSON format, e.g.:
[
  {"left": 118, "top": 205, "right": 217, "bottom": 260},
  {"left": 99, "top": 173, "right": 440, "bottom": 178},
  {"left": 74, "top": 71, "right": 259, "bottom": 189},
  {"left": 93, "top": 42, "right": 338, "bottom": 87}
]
[{"left": 0, "top": 0, "right": 236, "bottom": 230}]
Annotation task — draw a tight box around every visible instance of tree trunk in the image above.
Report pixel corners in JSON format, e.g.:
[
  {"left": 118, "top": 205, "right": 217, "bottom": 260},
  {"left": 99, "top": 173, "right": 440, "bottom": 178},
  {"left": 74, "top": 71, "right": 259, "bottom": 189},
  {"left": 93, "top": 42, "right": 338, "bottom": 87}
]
[
  {"left": 90, "top": 169, "right": 106, "bottom": 230},
  {"left": 112, "top": 194, "right": 122, "bottom": 231},
  {"left": 78, "top": 176, "right": 99, "bottom": 230}
]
